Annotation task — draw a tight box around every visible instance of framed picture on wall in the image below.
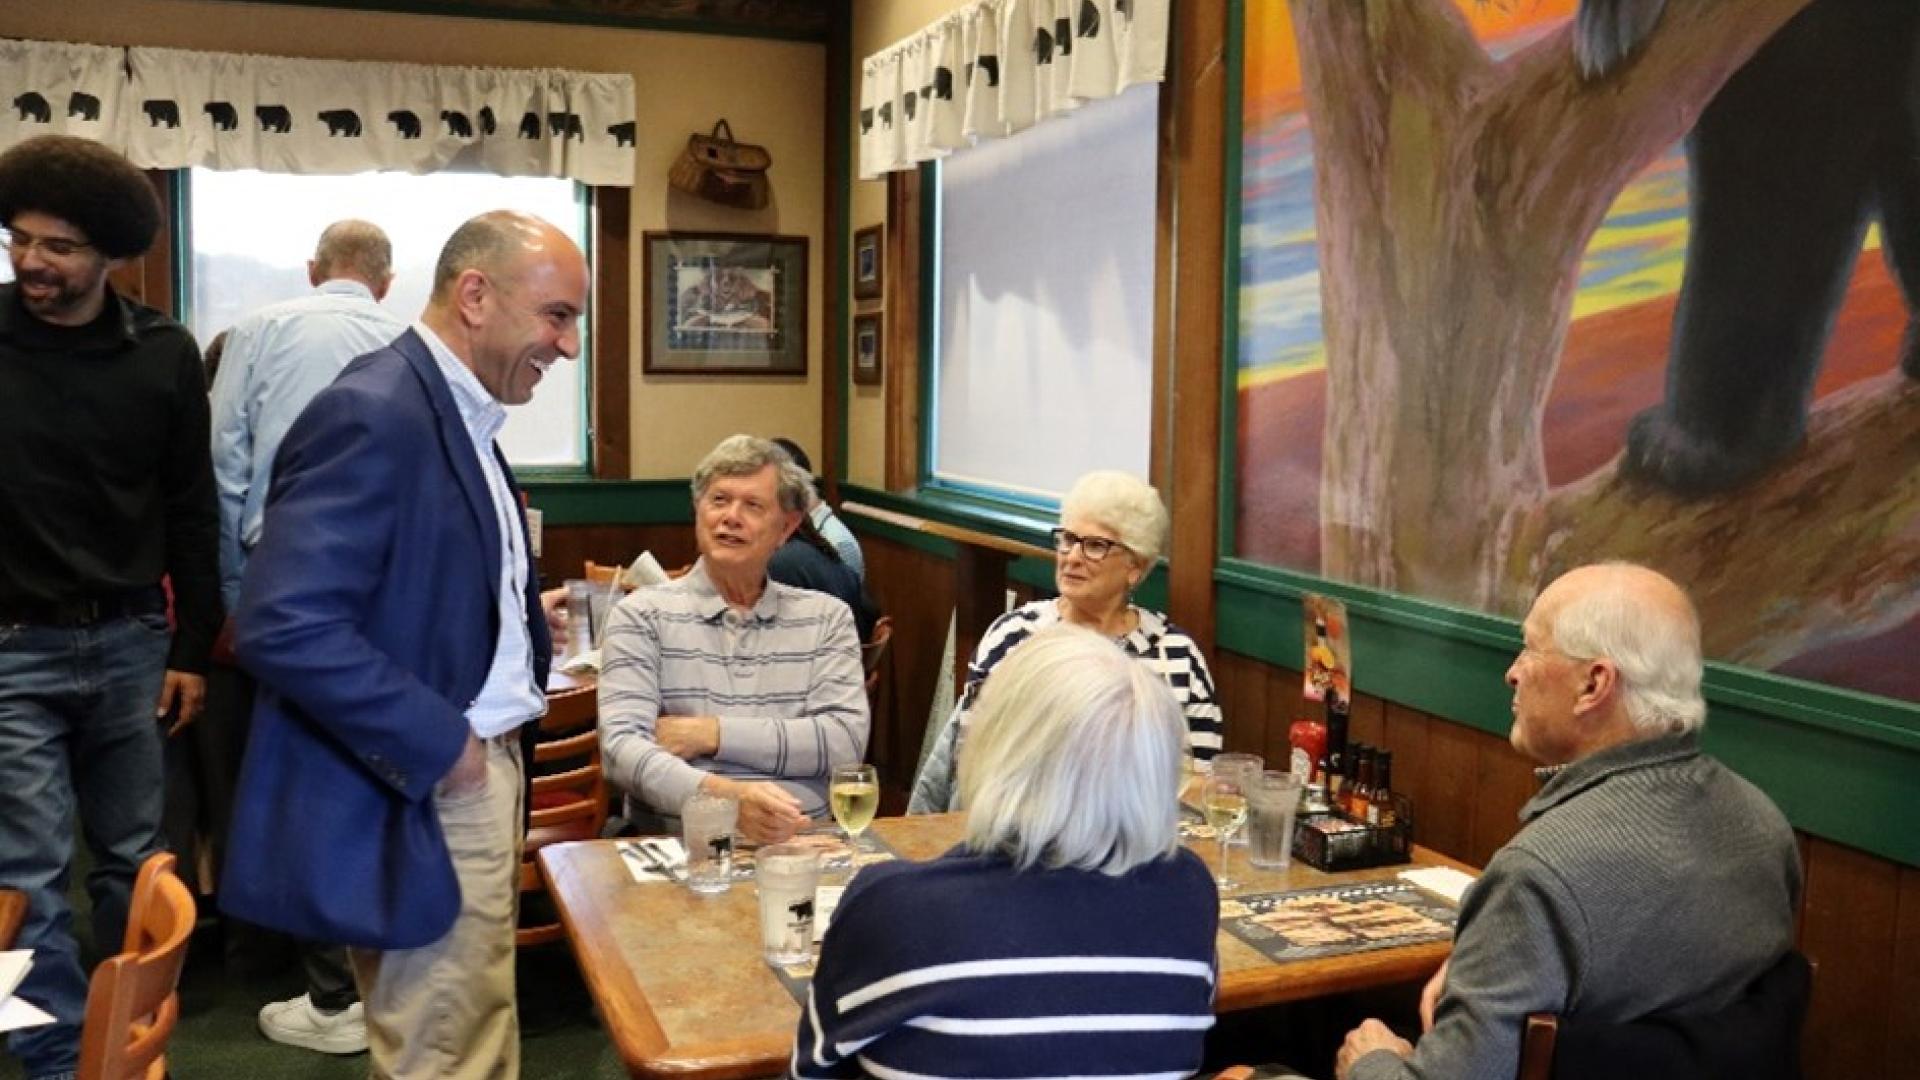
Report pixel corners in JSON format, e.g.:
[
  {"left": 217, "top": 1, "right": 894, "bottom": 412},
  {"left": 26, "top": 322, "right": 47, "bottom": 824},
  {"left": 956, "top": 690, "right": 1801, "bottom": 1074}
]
[
  {"left": 852, "top": 312, "right": 883, "bottom": 385},
  {"left": 643, "top": 231, "right": 808, "bottom": 375},
  {"left": 853, "top": 223, "right": 884, "bottom": 301}
]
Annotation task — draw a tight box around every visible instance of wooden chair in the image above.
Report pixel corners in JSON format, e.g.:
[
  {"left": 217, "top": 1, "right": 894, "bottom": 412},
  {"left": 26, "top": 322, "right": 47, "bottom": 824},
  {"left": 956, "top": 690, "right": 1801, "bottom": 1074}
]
[
  {"left": 861, "top": 615, "right": 895, "bottom": 698},
  {"left": 0, "top": 888, "right": 24, "bottom": 950},
  {"left": 518, "top": 683, "right": 607, "bottom": 948},
  {"left": 1515, "top": 950, "right": 1812, "bottom": 1080},
  {"left": 76, "top": 851, "right": 196, "bottom": 1080},
  {"left": 584, "top": 559, "right": 624, "bottom": 590}
]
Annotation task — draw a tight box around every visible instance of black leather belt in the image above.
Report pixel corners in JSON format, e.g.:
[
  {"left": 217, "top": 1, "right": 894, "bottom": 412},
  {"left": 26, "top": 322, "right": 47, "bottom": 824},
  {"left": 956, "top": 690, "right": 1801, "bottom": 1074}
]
[{"left": 0, "top": 587, "right": 167, "bottom": 628}]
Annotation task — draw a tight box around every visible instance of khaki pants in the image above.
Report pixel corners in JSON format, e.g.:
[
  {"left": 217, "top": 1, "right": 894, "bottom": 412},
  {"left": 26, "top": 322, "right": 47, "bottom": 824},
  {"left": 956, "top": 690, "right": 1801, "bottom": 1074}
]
[{"left": 351, "top": 736, "right": 523, "bottom": 1080}]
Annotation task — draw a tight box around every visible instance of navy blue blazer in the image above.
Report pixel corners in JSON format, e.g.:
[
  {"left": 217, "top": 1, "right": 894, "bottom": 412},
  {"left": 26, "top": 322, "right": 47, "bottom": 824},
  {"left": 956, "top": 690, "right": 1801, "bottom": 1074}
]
[{"left": 220, "top": 329, "right": 551, "bottom": 949}]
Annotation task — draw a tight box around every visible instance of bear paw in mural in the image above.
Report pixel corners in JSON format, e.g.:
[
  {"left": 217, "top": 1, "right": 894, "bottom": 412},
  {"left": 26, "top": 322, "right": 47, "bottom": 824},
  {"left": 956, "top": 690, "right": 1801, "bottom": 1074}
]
[
  {"left": 319, "top": 108, "right": 363, "bottom": 137},
  {"left": 1619, "top": 0, "right": 1920, "bottom": 497},
  {"left": 67, "top": 92, "right": 99, "bottom": 121},
  {"left": 13, "top": 92, "right": 51, "bottom": 123}
]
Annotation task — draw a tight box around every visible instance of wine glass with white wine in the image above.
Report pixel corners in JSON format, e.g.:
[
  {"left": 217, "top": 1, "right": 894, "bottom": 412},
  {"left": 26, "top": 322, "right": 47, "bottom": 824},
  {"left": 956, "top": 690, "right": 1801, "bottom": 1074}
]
[
  {"left": 830, "top": 763, "right": 879, "bottom": 850},
  {"left": 1202, "top": 773, "right": 1249, "bottom": 891}
]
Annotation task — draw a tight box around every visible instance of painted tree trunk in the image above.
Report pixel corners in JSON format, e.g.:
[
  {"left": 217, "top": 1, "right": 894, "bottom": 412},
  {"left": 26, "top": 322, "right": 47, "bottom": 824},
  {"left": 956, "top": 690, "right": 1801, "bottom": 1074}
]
[{"left": 1287, "top": 0, "right": 1814, "bottom": 614}]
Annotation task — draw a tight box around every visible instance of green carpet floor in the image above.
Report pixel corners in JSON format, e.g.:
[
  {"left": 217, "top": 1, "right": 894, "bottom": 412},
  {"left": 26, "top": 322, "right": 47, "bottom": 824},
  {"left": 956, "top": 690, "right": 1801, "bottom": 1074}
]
[{"left": 2, "top": 921, "right": 634, "bottom": 1079}]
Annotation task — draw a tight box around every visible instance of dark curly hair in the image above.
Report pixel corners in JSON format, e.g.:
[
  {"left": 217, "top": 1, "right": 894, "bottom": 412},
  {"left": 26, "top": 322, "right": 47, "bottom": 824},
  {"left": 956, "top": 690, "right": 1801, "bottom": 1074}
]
[{"left": 0, "top": 135, "right": 161, "bottom": 259}]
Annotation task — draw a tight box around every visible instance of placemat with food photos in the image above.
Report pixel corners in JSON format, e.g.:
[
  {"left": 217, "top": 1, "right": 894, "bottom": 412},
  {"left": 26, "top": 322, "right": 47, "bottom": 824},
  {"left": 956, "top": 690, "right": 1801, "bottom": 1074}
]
[
  {"left": 763, "top": 833, "right": 903, "bottom": 1004},
  {"left": 1219, "top": 881, "right": 1458, "bottom": 963}
]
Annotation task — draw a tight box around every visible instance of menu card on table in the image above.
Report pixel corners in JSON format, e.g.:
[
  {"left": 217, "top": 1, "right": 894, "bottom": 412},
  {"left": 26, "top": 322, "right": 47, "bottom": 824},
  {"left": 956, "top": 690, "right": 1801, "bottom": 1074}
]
[{"left": 1219, "top": 881, "right": 1458, "bottom": 964}]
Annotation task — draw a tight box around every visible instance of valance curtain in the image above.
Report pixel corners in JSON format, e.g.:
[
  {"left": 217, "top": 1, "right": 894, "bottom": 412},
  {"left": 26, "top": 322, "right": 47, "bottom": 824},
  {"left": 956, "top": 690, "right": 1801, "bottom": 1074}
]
[
  {"left": 858, "top": 0, "right": 1169, "bottom": 180},
  {"left": 2, "top": 38, "right": 636, "bottom": 186}
]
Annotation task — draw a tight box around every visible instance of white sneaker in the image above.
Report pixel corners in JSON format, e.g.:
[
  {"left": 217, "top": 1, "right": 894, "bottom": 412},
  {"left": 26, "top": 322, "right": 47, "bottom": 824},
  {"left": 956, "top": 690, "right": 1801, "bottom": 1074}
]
[{"left": 257, "top": 993, "right": 368, "bottom": 1054}]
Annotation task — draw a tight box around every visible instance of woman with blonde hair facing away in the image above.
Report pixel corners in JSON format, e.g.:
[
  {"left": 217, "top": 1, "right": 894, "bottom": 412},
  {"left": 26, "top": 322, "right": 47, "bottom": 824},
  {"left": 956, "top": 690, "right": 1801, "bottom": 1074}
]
[
  {"left": 909, "top": 470, "right": 1224, "bottom": 812},
  {"left": 792, "top": 625, "right": 1219, "bottom": 1079}
]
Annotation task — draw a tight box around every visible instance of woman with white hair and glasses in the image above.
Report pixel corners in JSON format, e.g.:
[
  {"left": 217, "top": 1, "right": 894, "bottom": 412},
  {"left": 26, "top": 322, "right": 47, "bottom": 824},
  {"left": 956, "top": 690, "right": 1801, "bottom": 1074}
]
[
  {"left": 792, "top": 625, "right": 1220, "bottom": 1079},
  {"left": 908, "top": 470, "right": 1224, "bottom": 813}
]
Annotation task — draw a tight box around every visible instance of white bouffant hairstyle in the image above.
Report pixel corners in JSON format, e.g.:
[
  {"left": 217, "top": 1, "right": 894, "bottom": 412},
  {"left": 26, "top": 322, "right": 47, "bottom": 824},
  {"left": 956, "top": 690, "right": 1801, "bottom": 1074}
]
[
  {"left": 1548, "top": 562, "right": 1708, "bottom": 736},
  {"left": 1060, "top": 471, "right": 1170, "bottom": 563},
  {"left": 959, "top": 625, "right": 1185, "bottom": 875}
]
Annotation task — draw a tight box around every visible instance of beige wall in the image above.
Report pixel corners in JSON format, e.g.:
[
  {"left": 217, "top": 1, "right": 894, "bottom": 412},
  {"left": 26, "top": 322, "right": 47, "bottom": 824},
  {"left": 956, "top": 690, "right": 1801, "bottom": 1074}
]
[
  {"left": 0, "top": 0, "right": 826, "bottom": 478},
  {"left": 844, "top": 0, "right": 969, "bottom": 488}
]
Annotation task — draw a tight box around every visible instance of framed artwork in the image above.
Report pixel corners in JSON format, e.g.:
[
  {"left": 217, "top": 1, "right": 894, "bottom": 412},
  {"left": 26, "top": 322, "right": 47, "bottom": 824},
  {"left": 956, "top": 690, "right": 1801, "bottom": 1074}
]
[
  {"left": 853, "top": 223, "right": 884, "bottom": 301},
  {"left": 643, "top": 231, "right": 808, "bottom": 375},
  {"left": 852, "top": 312, "right": 883, "bottom": 385}
]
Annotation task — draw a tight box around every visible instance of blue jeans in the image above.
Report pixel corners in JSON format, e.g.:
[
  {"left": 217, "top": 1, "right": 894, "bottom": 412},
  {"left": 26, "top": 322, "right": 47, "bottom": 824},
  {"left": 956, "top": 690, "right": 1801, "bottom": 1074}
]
[{"left": 0, "top": 613, "right": 170, "bottom": 1079}]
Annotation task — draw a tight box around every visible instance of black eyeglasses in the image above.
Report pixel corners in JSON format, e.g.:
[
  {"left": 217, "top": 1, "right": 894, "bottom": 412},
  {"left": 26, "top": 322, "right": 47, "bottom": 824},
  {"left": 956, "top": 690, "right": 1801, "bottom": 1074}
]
[
  {"left": 3, "top": 226, "right": 94, "bottom": 259},
  {"left": 1051, "top": 527, "right": 1126, "bottom": 563}
]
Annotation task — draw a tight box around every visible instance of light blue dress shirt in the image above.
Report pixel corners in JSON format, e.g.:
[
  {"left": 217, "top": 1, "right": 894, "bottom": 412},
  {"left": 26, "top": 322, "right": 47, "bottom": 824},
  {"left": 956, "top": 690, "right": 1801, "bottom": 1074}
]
[
  {"left": 414, "top": 322, "right": 546, "bottom": 739},
  {"left": 210, "top": 279, "right": 407, "bottom": 610}
]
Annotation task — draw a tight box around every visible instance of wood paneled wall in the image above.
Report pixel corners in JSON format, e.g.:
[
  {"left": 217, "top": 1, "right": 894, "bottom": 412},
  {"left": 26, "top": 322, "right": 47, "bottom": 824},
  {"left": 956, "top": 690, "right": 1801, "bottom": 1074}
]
[
  {"left": 537, "top": 524, "right": 697, "bottom": 585},
  {"left": 1212, "top": 648, "right": 1920, "bottom": 1080},
  {"left": 860, "top": 532, "right": 955, "bottom": 806}
]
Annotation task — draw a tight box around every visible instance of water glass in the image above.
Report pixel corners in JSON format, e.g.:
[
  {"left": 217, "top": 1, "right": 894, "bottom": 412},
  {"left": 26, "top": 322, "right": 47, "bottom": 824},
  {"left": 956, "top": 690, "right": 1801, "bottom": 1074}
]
[
  {"left": 756, "top": 844, "right": 823, "bottom": 965},
  {"left": 681, "top": 792, "right": 738, "bottom": 895},
  {"left": 1210, "top": 753, "right": 1263, "bottom": 846},
  {"left": 564, "top": 578, "right": 594, "bottom": 657},
  {"left": 1246, "top": 770, "right": 1303, "bottom": 870}
]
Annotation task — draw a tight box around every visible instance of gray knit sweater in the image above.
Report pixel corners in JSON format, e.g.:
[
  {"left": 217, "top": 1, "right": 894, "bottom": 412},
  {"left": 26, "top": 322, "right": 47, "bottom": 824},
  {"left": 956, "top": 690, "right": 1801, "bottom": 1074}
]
[{"left": 1350, "top": 733, "right": 1800, "bottom": 1080}]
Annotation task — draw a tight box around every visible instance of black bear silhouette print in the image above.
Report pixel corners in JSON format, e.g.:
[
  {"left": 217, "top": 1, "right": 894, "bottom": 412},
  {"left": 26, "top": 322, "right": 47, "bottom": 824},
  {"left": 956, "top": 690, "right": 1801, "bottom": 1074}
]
[
  {"left": 1079, "top": 0, "right": 1100, "bottom": 38},
  {"left": 67, "top": 92, "right": 100, "bottom": 121},
  {"left": 442, "top": 110, "right": 473, "bottom": 138},
  {"left": 13, "top": 92, "right": 51, "bottom": 123},
  {"left": 205, "top": 102, "right": 239, "bottom": 131},
  {"left": 255, "top": 105, "right": 292, "bottom": 133},
  {"left": 607, "top": 120, "right": 636, "bottom": 147},
  {"left": 388, "top": 110, "right": 422, "bottom": 139},
  {"left": 478, "top": 106, "right": 497, "bottom": 135},
  {"left": 319, "top": 109, "right": 362, "bottom": 137},
  {"left": 143, "top": 99, "right": 181, "bottom": 128},
  {"left": 547, "top": 112, "right": 584, "bottom": 140},
  {"left": 517, "top": 111, "right": 541, "bottom": 139}
]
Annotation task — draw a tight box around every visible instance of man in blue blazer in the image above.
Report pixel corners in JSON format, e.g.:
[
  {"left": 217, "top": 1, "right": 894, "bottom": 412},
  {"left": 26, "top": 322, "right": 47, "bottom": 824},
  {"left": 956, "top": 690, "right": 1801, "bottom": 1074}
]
[{"left": 222, "top": 211, "right": 587, "bottom": 1079}]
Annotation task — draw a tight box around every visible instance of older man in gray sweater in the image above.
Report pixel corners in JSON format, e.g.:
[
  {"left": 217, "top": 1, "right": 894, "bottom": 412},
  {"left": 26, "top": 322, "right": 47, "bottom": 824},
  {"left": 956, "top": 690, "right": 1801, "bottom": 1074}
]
[{"left": 1338, "top": 563, "right": 1800, "bottom": 1080}]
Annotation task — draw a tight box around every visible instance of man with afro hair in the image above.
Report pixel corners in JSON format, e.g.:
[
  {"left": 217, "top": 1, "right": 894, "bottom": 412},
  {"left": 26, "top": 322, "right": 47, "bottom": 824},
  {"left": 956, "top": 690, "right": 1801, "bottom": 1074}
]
[{"left": 0, "top": 134, "right": 219, "bottom": 1080}]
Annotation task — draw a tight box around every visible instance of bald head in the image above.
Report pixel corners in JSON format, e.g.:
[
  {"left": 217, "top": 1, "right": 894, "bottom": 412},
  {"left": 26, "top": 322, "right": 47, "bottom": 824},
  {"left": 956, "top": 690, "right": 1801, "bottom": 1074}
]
[
  {"left": 1533, "top": 562, "right": 1705, "bottom": 737},
  {"left": 310, "top": 220, "right": 392, "bottom": 290},
  {"left": 430, "top": 210, "right": 578, "bottom": 302},
  {"left": 420, "top": 210, "right": 587, "bottom": 405}
]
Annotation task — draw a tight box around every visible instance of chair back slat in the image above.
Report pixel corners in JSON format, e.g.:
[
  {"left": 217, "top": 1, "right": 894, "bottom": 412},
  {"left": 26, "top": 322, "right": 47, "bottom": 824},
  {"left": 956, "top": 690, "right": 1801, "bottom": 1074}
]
[
  {"left": 77, "top": 851, "right": 196, "bottom": 1080},
  {"left": 520, "top": 683, "right": 607, "bottom": 948}
]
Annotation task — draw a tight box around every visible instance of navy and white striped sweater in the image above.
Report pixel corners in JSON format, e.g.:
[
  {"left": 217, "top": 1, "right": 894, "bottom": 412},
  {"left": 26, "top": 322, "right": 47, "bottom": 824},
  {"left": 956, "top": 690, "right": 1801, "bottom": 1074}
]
[{"left": 791, "top": 846, "right": 1220, "bottom": 1079}]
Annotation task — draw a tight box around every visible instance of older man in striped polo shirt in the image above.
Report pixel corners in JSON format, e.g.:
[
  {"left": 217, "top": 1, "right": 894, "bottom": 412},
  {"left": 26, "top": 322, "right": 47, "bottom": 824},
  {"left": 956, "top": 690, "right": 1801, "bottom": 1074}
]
[{"left": 598, "top": 435, "right": 869, "bottom": 842}]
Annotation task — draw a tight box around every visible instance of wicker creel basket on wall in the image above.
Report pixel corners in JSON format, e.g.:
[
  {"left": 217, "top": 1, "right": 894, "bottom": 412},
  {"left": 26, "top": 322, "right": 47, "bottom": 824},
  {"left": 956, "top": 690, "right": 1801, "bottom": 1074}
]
[{"left": 668, "top": 119, "right": 772, "bottom": 210}]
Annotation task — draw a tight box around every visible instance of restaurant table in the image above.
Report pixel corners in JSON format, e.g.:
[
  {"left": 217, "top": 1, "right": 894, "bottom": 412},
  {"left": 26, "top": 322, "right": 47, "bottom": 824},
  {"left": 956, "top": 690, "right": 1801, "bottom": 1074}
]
[
  {"left": 0, "top": 888, "right": 23, "bottom": 950},
  {"left": 541, "top": 813, "right": 1475, "bottom": 1080}
]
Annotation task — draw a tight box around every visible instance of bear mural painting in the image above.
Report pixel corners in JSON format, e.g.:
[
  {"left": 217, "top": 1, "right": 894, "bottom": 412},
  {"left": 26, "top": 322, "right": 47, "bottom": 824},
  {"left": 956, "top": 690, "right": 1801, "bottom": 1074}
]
[{"left": 1235, "top": 0, "right": 1920, "bottom": 700}]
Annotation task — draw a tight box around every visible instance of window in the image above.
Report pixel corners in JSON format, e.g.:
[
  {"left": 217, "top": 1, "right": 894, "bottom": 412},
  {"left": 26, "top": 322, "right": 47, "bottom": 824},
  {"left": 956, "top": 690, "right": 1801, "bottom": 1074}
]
[
  {"left": 929, "top": 83, "right": 1159, "bottom": 503},
  {"left": 185, "top": 168, "right": 589, "bottom": 469}
]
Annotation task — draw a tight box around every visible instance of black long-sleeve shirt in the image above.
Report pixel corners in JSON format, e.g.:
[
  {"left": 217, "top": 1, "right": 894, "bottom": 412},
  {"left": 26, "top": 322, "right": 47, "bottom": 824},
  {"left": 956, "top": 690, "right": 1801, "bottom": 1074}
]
[{"left": 0, "top": 283, "right": 222, "bottom": 671}]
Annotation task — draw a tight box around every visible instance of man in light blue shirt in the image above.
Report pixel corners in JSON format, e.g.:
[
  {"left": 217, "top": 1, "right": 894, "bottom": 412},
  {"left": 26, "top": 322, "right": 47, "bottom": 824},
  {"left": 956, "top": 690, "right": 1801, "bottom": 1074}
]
[
  {"left": 205, "top": 220, "right": 403, "bottom": 1056},
  {"left": 211, "top": 221, "right": 406, "bottom": 611}
]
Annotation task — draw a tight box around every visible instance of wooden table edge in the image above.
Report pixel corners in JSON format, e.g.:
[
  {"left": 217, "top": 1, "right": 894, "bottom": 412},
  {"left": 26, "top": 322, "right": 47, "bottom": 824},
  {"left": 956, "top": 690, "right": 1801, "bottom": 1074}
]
[
  {"left": 0, "top": 889, "right": 24, "bottom": 950},
  {"left": 544, "top": 835, "right": 1477, "bottom": 1077}
]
